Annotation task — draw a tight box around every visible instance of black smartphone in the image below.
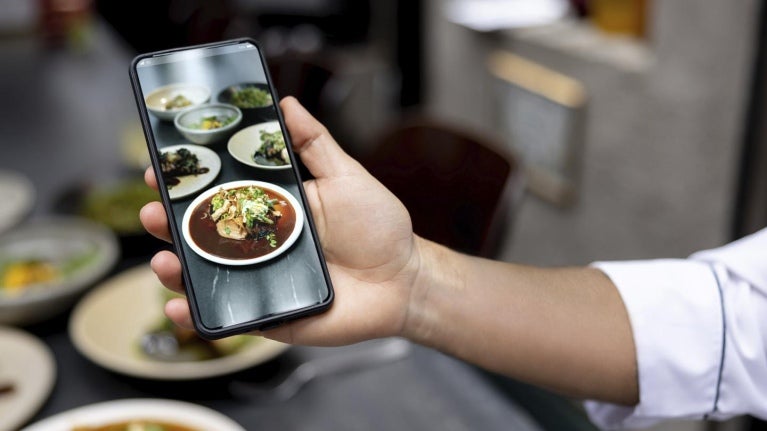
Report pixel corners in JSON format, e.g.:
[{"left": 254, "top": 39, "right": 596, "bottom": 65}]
[{"left": 129, "top": 39, "right": 333, "bottom": 339}]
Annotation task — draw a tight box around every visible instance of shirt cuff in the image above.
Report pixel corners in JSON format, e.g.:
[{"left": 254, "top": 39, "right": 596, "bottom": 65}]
[{"left": 583, "top": 259, "right": 724, "bottom": 430}]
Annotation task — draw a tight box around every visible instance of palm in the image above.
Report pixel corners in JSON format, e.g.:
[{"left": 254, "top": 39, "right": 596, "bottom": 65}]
[
  {"left": 307, "top": 172, "right": 412, "bottom": 281},
  {"left": 265, "top": 164, "right": 416, "bottom": 345}
]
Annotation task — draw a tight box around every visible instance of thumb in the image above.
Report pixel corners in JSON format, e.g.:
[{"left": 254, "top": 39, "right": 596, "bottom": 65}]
[{"left": 279, "top": 96, "right": 364, "bottom": 179}]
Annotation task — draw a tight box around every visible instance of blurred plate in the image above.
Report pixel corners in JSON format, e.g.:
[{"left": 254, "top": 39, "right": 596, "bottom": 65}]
[
  {"left": 0, "top": 170, "right": 35, "bottom": 235},
  {"left": 0, "top": 217, "right": 119, "bottom": 326},
  {"left": 69, "top": 265, "right": 288, "bottom": 380},
  {"left": 0, "top": 326, "right": 55, "bottom": 431},
  {"left": 159, "top": 144, "right": 221, "bottom": 200},
  {"left": 23, "top": 398, "right": 245, "bottom": 431},
  {"left": 227, "top": 121, "right": 292, "bottom": 170}
]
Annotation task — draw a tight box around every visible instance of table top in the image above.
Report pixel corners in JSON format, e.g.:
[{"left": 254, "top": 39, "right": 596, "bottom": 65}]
[
  {"left": 28, "top": 306, "right": 541, "bottom": 430},
  {"left": 0, "top": 22, "right": 544, "bottom": 431}
]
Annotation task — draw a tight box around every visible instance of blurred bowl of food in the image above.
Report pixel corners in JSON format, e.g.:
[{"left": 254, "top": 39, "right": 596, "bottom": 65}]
[
  {"left": 24, "top": 398, "right": 246, "bottom": 431},
  {"left": 145, "top": 83, "right": 210, "bottom": 121},
  {"left": 174, "top": 103, "right": 242, "bottom": 145},
  {"left": 217, "top": 82, "right": 276, "bottom": 123},
  {"left": 0, "top": 217, "right": 119, "bottom": 326},
  {"left": 53, "top": 178, "right": 163, "bottom": 258},
  {"left": 72, "top": 178, "right": 164, "bottom": 257},
  {"left": 78, "top": 179, "right": 158, "bottom": 236},
  {"left": 69, "top": 264, "right": 288, "bottom": 380}
]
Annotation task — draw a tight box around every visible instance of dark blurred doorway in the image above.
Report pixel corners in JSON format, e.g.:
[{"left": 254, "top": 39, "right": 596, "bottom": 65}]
[
  {"left": 737, "top": 2, "right": 767, "bottom": 429},
  {"left": 733, "top": 0, "right": 767, "bottom": 241}
]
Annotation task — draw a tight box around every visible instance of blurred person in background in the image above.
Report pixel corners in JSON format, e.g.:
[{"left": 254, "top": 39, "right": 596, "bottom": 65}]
[{"left": 140, "top": 97, "right": 767, "bottom": 430}]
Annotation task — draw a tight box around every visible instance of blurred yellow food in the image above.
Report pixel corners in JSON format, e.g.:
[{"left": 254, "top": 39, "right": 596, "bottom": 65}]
[{"left": 1, "top": 261, "right": 59, "bottom": 294}]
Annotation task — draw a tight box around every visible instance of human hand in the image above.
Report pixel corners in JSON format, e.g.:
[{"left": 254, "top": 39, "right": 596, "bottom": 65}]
[{"left": 140, "top": 96, "right": 420, "bottom": 346}]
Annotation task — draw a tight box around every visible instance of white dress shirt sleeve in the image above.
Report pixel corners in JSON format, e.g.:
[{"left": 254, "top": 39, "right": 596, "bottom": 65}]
[{"left": 583, "top": 227, "right": 767, "bottom": 430}]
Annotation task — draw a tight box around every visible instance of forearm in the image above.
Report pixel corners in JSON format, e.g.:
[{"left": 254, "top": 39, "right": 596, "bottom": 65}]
[{"left": 403, "top": 237, "right": 639, "bottom": 405}]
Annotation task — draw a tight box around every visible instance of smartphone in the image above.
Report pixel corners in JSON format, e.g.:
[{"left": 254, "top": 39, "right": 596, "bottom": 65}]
[{"left": 129, "top": 39, "right": 333, "bottom": 339}]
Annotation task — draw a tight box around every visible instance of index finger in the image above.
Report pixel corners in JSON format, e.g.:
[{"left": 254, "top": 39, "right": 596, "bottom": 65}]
[
  {"left": 280, "top": 96, "right": 365, "bottom": 179},
  {"left": 144, "top": 166, "right": 158, "bottom": 191}
]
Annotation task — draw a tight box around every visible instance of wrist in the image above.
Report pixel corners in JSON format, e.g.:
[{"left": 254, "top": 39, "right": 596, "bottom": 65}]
[{"left": 399, "top": 236, "right": 466, "bottom": 345}]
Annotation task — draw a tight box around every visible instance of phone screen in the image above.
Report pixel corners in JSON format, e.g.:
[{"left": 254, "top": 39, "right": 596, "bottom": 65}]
[{"left": 132, "top": 40, "right": 332, "bottom": 336}]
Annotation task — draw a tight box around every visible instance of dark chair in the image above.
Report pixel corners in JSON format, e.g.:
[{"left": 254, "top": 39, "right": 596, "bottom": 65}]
[
  {"left": 267, "top": 55, "right": 337, "bottom": 119},
  {"left": 363, "top": 118, "right": 524, "bottom": 258}
]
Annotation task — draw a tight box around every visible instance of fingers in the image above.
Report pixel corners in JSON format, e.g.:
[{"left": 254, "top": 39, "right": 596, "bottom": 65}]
[
  {"left": 150, "top": 250, "right": 184, "bottom": 294},
  {"left": 154, "top": 252, "right": 191, "bottom": 328},
  {"left": 139, "top": 201, "right": 172, "bottom": 243},
  {"left": 144, "top": 166, "right": 158, "bottom": 191},
  {"left": 165, "top": 297, "right": 194, "bottom": 329},
  {"left": 141, "top": 168, "right": 172, "bottom": 243},
  {"left": 280, "top": 96, "right": 364, "bottom": 179},
  {"left": 144, "top": 168, "right": 191, "bottom": 329}
]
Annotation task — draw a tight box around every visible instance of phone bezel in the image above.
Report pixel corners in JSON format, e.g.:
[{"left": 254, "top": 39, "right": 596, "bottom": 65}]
[{"left": 129, "top": 38, "right": 334, "bottom": 339}]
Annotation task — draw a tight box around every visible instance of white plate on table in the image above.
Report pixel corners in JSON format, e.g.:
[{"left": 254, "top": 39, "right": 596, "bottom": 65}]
[
  {"left": 159, "top": 144, "right": 221, "bottom": 200},
  {"left": 0, "top": 326, "right": 56, "bottom": 431},
  {"left": 227, "top": 121, "right": 292, "bottom": 170},
  {"left": 23, "top": 398, "right": 245, "bottom": 431},
  {"left": 69, "top": 264, "right": 288, "bottom": 381}
]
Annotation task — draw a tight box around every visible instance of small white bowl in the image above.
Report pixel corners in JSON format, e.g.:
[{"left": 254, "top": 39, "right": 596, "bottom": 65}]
[
  {"left": 145, "top": 83, "right": 210, "bottom": 121},
  {"left": 174, "top": 104, "right": 242, "bottom": 145}
]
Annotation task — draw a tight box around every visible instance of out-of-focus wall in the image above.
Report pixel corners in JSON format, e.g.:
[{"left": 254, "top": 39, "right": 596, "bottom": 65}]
[{"left": 424, "top": 0, "right": 759, "bottom": 266}]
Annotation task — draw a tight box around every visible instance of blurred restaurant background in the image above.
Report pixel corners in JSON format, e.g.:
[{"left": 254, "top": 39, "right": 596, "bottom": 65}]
[{"left": 1, "top": 0, "right": 766, "bottom": 430}]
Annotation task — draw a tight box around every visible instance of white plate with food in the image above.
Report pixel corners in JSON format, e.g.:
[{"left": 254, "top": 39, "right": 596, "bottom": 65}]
[
  {"left": 144, "top": 83, "right": 211, "bottom": 121},
  {"left": 0, "top": 170, "right": 35, "bottom": 235},
  {"left": 181, "top": 181, "right": 304, "bottom": 266},
  {"left": 227, "top": 121, "right": 292, "bottom": 170},
  {"left": 0, "top": 326, "right": 55, "bottom": 431},
  {"left": 0, "top": 217, "right": 119, "bottom": 326},
  {"left": 23, "top": 398, "right": 245, "bottom": 431},
  {"left": 69, "top": 264, "right": 288, "bottom": 381},
  {"left": 159, "top": 144, "right": 222, "bottom": 200}
]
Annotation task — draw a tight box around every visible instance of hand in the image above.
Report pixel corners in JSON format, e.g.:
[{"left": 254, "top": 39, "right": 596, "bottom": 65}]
[{"left": 140, "top": 97, "right": 420, "bottom": 346}]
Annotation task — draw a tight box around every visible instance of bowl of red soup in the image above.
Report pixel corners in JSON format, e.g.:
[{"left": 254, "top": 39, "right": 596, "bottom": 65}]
[{"left": 181, "top": 181, "right": 304, "bottom": 265}]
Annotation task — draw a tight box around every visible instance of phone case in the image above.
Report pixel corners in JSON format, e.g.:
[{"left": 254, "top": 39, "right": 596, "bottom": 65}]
[{"left": 129, "top": 38, "right": 333, "bottom": 339}]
